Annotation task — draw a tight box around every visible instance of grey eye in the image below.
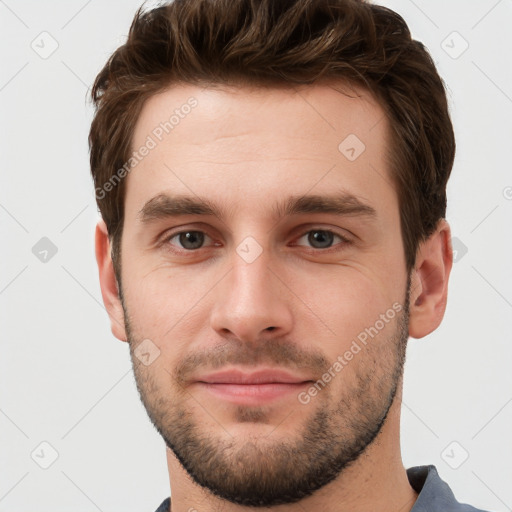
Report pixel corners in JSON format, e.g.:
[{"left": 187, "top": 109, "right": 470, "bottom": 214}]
[
  {"left": 307, "top": 230, "right": 335, "bottom": 249},
  {"left": 296, "top": 229, "right": 344, "bottom": 249},
  {"left": 174, "top": 231, "right": 206, "bottom": 250}
]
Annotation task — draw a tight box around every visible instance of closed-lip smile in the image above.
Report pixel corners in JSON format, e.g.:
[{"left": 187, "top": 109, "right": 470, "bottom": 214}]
[
  {"left": 195, "top": 368, "right": 314, "bottom": 385},
  {"left": 192, "top": 368, "right": 314, "bottom": 405}
]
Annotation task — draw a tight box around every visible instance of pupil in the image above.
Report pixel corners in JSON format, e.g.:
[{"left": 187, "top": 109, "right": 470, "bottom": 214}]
[
  {"left": 308, "top": 230, "right": 333, "bottom": 248},
  {"left": 180, "top": 231, "right": 204, "bottom": 249}
]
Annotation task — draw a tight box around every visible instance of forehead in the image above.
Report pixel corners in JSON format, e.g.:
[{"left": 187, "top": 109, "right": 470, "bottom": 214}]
[
  {"left": 132, "top": 81, "right": 388, "bottom": 149},
  {"left": 125, "top": 81, "right": 395, "bottom": 222}
]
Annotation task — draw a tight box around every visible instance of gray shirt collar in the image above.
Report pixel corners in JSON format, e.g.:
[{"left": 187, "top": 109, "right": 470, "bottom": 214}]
[{"left": 153, "top": 465, "right": 491, "bottom": 512}]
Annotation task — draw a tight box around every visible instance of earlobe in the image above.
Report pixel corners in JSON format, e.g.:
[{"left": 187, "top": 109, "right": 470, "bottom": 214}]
[
  {"left": 95, "top": 219, "right": 128, "bottom": 342},
  {"left": 408, "top": 219, "right": 453, "bottom": 339}
]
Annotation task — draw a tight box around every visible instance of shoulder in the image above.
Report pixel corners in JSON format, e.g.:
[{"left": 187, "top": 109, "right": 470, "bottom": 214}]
[
  {"left": 407, "top": 465, "right": 496, "bottom": 512},
  {"left": 152, "top": 496, "right": 171, "bottom": 512}
]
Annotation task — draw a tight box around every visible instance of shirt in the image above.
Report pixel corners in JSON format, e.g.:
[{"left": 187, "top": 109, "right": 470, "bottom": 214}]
[{"left": 152, "top": 464, "right": 493, "bottom": 512}]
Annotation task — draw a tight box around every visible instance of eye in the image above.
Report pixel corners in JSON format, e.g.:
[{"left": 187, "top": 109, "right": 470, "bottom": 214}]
[
  {"left": 159, "top": 227, "right": 350, "bottom": 255},
  {"left": 294, "top": 229, "right": 349, "bottom": 250},
  {"left": 164, "top": 230, "right": 214, "bottom": 251}
]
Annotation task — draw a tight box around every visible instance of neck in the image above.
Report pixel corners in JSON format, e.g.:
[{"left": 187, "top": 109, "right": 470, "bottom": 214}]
[{"left": 164, "top": 386, "right": 417, "bottom": 512}]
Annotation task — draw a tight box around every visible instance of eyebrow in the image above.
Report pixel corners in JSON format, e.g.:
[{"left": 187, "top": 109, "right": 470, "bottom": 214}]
[{"left": 138, "top": 192, "right": 377, "bottom": 224}]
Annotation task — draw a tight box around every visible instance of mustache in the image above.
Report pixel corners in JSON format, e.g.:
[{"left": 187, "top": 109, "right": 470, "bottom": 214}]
[{"left": 172, "top": 338, "right": 330, "bottom": 385}]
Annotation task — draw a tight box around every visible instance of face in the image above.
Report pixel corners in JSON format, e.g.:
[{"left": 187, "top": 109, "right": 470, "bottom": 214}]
[{"left": 117, "top": 83, "right": 412, "bottom": 506}]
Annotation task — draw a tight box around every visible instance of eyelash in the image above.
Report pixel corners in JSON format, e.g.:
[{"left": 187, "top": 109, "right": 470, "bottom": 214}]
[{"left": 160, "top": 227, "right": 351, "bottom": 255}]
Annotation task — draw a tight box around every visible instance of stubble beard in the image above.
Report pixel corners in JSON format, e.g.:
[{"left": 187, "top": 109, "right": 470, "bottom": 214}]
[{"left": 122, "top": 282, "right": 410, "bottom": 507}]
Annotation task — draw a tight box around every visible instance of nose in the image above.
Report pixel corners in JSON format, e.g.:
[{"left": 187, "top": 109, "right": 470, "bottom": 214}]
[{"left": 209, "top": 248, "right": 293, "bottom": 343}]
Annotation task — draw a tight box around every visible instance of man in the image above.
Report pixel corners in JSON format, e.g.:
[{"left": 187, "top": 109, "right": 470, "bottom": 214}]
[{"left": 89, "top": 1, "right": 491, "bottom": 511}]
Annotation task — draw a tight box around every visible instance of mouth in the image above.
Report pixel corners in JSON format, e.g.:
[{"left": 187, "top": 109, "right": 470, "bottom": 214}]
[{"left": 193, "top": 368, "right": 314, "bottom": 405}]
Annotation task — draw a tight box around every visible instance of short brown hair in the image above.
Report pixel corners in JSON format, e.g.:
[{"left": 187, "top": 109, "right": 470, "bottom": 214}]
[{"left": 89, "top": 0, "right": 455, "bottom": 279}]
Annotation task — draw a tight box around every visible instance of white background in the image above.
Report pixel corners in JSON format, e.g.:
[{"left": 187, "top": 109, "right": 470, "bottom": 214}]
[{"left": 1, "top": 1, "right": 511, "bottom": 511}]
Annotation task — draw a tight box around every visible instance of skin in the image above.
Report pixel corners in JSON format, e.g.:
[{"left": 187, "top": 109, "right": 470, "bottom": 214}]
[{"left": 96, "top": 82, "right": 453, "bottom": 512}]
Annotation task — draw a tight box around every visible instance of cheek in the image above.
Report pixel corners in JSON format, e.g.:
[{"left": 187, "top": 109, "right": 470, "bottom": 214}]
[
  {"left": 121, "top": 262, "right": 215, "bottom": 349},
  {"left": 294, "top": 265, "right": 399, "bottom": 355}
]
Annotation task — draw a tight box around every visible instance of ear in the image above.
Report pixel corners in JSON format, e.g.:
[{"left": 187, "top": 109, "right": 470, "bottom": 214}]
[
  {"left": 95, "top": 219, "right": 128, "bottom": 342},
  {"left": 408, "top": 219, "right": 453, "bottom": 339}
]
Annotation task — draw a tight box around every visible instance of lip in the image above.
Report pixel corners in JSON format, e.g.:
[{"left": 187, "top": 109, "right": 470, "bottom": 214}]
[
  {"left": 193, "top": 368, "right": 314, "bottom": 405},
  {"left": 195, "top": 368, "right": 313, "bottom": 385}
]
